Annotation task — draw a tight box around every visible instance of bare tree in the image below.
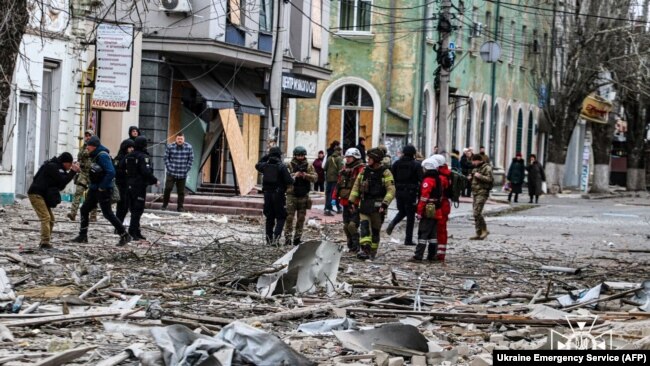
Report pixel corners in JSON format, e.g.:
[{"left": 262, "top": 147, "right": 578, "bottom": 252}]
[{"left": 0, "top": 0, "right": 29, "bottom": 132}]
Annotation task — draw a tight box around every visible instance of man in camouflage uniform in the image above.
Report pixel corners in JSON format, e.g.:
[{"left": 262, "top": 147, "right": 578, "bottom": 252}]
[
  {"left": 285, "top": 146, "right": 317, "bottom": 246},
  {"left": 469, "top": 154, "right": 493, "bottom": 240},
  {"left": 350, "top": 148, "right": 396, "bottom": 260},
  {"left": 67, "top": 130, "right": 96, "bottom": 221},
  {"left": 333, "top": 148, "right": 364, "bottom": 253}
]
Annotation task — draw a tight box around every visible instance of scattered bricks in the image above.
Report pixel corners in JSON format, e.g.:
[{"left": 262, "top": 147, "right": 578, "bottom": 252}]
[
  {"left": 470, "top": 354, "right": 493, "bottom": 366},
  {"left": 456, "top": 344, "right": 470, "bottom": 356},
  {"left": 374, "top": 350, "right": 390, "bottom": 366},
  {"left": 482, "top": 343, "right": 496, "bottom": 353},
  {"left": 411, "top": 355, "right": 426, "bottom": 366},
  {"left": 489, "top": 334, "right": 504, "bottom": 343},
  {"left": 387, "top": 357, "right": 404, "bottom": 366}
]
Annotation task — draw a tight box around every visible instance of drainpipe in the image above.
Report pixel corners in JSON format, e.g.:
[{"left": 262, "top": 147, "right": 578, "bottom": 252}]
[
  {"left": 416, "top": 2, "right": 427, "bottom": 150},
  {"left": 489, "top": 0, "right": 500, "bottom": 164},
  {"left": 383, "top": 0, "right": 396, "bottom": 144}
]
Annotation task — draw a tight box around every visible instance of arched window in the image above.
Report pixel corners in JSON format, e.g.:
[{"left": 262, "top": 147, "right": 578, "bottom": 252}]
[
  {"left": 527, "top": 110, "right": 534, "bottom": 157},
  {"left": 480, "top": 101, "right": 488, "bottom": 149},
  {"left": 490, "top": 105, "right": 499, "bottom": 163},
  {"left": 516, "top": 109, "right": 523, "bottom": 153},
  {"left": 465, "top": 100, "right": 473, "bottom": 148},
  {"left": 328, "top": 84, "right": 374, "bottom": 150}
]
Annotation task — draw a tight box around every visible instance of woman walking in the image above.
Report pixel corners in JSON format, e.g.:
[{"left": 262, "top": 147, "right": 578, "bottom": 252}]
[
  {"left": 506, "top": 153, "right": 525, "bottom": 203},
  {"left": 526, "top": 154, "right": 546, "bottom": 203}
]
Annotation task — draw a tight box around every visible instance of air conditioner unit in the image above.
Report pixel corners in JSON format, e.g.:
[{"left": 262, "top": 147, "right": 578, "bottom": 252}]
[
  {"left": 160, "top": 0, "right": 192, "bottom": 13},
  {"left": 471, "top": 22, "right": 483, "bottom": 38}
]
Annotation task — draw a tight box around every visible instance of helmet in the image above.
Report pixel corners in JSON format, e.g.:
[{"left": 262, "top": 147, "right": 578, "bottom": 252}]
[
  {"left": 134, "top": 136, "right": 148, "bottom": 151},
  {"left": 344, "top": 148, "right": 362, "bottom": 159},
  {"left": 422, "top": 157, "right": 439, "bottom": 171},
  {"left": 367, "top": 148, "right": 384, "bottom": 162},
  {"left": 402, "top": 144, "right": 416, "bottom": 157},
  {"left": 293, "top": 146, "right": 307, "bottom": 156},
  {"left": 432, "top": 154, "right": 446, "bottom": 167}
]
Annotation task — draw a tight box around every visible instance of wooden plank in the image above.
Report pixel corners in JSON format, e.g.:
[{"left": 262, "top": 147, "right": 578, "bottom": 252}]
[
  {"left": 245, "top": 113, "right": 260, "bottom": 162},
  {"left": 359, "top": 109, "right": 373, "bottom": 145},
  {"left": 219, "top": 109, "right": 257, "bottom": 195},
  {"left": 34, "top": 345, "right": 97, "bottom": 366},
  {"left": 1, "top": 311, "right": 122, "bottom": 328},
  {"left": 327, "top": 109, "right": 342, "bottom": 145}
]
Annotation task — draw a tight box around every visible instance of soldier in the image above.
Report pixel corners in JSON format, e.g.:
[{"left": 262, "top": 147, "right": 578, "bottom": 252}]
[
  {"left": 114, "top": 139, "right": 135, "bottom": 224},
  {"left": 67, "top": 130, "right": 96, "bottom": 222},
  {"left": 349, "top": 148, "right": 396, "bottom": 260},
  {"left": 333, "top": 148, "right": 364, "bottom": 253},
  {"left": 469, "top": 154, "right": 494, "bottom": 240},
  {"left": 386, "top": 144, "right": 422, "bottom": 246},
  {"left": 123, "top": 136, "right": 159, "bottom": 240},
  {"left": 284, "top": 146, "right": 317, "bottom": 246},
  {"left": 256, "top": 147, "right": 294, "bottom": 245},
  {"left": 412, "top": 157, "right": 441, "bottom": 262},
  {"left": 71, "top": 136, "right": 132, "bottom": 246}
]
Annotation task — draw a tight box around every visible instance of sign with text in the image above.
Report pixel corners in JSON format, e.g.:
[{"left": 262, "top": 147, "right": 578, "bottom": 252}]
[
  {"left": 281, "top": 73, "right": 317, "bottom": 98},
  {"left": 92, "top": 23, "right": 134, "bottom": 111}
]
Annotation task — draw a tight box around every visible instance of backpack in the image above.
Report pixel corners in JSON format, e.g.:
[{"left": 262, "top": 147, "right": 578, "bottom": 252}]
[
  {"left": 262, "top": 162, "right": 280, "bottom": 186},
  {"left": 89, "top": 151, "right": 110, "bottom": 184},
  {"left": 447, "top": 170, "right": 468, "bottom": 208}
]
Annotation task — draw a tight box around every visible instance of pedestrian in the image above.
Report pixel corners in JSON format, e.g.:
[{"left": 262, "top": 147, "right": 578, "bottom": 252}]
[
  {"left": 450, "top": 149, "right": 461, "bottom": 172},
  {"left": 411, "top": 157, "right": 442, "bottom": 261},
  {"left": 114, "top": 138, "right": 135, "bottom": 224},
  {"left": 29, "top": 153, "right": 80, "bottom": 249},
  {"left": 284, "top": 146, "right": 317, "bottom": 246},
  {"left": 68, "top": 130, "right": 97, "bottom": 222},
  {"left": 349, "top": 148, "right": 395, "bottom": 260},
  {"left": 460, "top": 147, "right": 473, "bottom": 197},
  {"left": 506, "top": 152, "right": 525, "bottom": 203},
  {"left": 162, "top": 133, "right": 194, "bottom": 212},
  {"left": 128, "top": 126, "right": 140, "bottom": 140},
  {"left": 123, "top": 136, "right": 159, "bottom": 241},
  {"left": 256, "top": 147, "right": 294, "bottom": 245},
  {"left": 432, "top": 154, "right": 451, "bottom": 262},
  {"left": 433, "top": 145, "right": 439, "bottom": 154},
  {"left": 379, "top": 145, "right": 391, "bottom": 169},
  {"left": 356, "top": 137, "right": 367, "bottom": 162},
  {"left": 469, "top": 154, "right": 493, "bottom": 240},
  {"left": 313, "top": 150, "right": 325, "bottom": 192},
  {"left": 526, "top": 154, "right": 546, "bottom": 204},
  {"left": 71, "top": 136, "right": 132, "bottom": 246},
  {"left": 479, "top": 146, "right": 491, "bottom": 164},
  {"left": 386, "top": 144, "right": 422, "bottom": 246},
  {"left": 324, "top": 146, "right": 343, "bottom": 215},
  {"left": 326, "top": 140, "right": 340, "bottom": 157},
  {"left": 333, "top": 148, "right": 364, "bottom": 253}
]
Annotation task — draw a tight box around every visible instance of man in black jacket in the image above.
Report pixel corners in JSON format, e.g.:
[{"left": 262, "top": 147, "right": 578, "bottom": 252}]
[
  {"left": 256, "top": 147, "right": 294, "bottom": 245},
  {"left": 123, "top": 136, "right": 159, "bottom": 240},
  {"left": 386, "top": 145, "right": 422, "bottom": 245},
  {"left": 28, "top": 152, "right": 80, "bottom": 249},
  {"left": 114, "top": 139, "right": 135, "bottom": 224}
]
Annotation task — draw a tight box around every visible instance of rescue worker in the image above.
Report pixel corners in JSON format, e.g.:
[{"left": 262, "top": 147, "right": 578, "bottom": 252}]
[
  {"left": 386, "top": 144, "right": 422, "bottom": 246},
  {"left": 469, "top": 154, "right": 494, "bottom": 240},
  {"left": 71, "top": 136, "right": 132, "bottom": 246},
  {"left": 67, "top": 130, "right": 96, "bottom": 222},
  {"left": 412, "top": 157, "right": 442, "bottom": 261},
  {"left": 284, "top": 146, "right": 317, "bottom": 246},
  {"left": 349, "top": 148, "right": 396, "bottom": 260},
  {"left": 29, "top": 153, "right": 80, "bottom": 249},
  {"left": 114, "top": 139, "right": 135, "bottom": 224},
  {"left": 123, "top": 136, "right": 159, "bottom": 241},
  {"left": 332, "top": 148, "right": 364, "bottom": 253},
  {"left": 256, "top": 147, "right": 294, "bottom": 245},
  {"left": 432, "top": 154, "right": 451, "bottom": 262}
]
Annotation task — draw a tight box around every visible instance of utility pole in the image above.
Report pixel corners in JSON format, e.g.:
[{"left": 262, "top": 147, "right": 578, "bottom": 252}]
[
  {"left": 269, "top": 0, "right": 287, "bottom": 147},
  {"left": 436, "top": 0, "right": 452, "bottom": 153},
  {"left": 488, "top": 0, "right": 500, "bottom": 163}
]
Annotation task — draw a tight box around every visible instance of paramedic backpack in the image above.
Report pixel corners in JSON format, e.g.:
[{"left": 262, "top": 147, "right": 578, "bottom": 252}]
[{"left": 447, "top": 169, "right": 468, "bottom": 208}]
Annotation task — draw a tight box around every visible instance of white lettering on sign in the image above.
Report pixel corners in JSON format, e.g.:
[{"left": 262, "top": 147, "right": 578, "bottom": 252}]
[
  {"left": 91, "top": 23, "right": 134, "bottom": 111},
  {"left": 281, "top": 74, "right": 317, "bottom": 96}
]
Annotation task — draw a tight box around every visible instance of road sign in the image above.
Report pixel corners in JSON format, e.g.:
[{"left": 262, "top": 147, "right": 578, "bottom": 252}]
[{"left": 449, "top": 41, "right": 456, "bottom": 50}]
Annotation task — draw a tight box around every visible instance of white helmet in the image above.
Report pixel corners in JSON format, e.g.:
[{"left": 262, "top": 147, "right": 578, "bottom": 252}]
[
  {"left": 344, "top": 148, "right": 362, "bottom": 159},
  {"left": 432, "top": 154, "right": 446, "bottom": 167},
  {"left": 422, "top": 157, "right": 440, "bottom": 171}
]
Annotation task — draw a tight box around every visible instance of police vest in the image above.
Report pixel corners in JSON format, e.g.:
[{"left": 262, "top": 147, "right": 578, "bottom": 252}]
[
  {"left": 361, "top": 166, "right": 387, "bottom": 200},
  {"left": 262, "top": 162, "right": 281, "bottom": 186},
  {"left": 290, "top": 161, "right": 311, "bottom": 197}
]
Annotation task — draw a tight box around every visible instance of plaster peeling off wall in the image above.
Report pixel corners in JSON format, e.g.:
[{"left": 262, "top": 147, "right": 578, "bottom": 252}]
[
  {"left": 294, "top": 131, "right": 319, "bottom": 157},
  {"left": 28, "top": 0, "right": 69, "bottom": 33}
]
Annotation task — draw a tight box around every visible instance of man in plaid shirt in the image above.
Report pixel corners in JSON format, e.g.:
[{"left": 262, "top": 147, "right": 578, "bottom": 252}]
[{"left": 162, "top": 133, "right": 194, "bottom": 212}]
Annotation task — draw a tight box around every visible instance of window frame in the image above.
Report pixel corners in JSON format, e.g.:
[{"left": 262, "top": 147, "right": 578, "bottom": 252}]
[{"left": 338, "top": 0, "right": 373, "bottom": 34}]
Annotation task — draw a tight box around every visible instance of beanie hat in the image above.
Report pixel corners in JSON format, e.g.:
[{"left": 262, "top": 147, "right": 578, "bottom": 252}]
[
  {"left": 134, "top": 136, "right": 148, "bottom": 151},
  {"left": 58, "top": 152, "right": 73, "bottom": 163},
  {"left": 269, "top": 147, "right": 282, "bottom": 157},
  {"left": 402, "top": 144, "right": 416, "bottom": 157},
  {"left": 367, "top": 148, "right": 384, "bottom": 162},
  {"left": 87, "top": 136, "right": 101, "bottom": 147}
]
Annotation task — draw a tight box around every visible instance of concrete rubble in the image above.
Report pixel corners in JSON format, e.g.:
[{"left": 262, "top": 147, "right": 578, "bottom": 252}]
[{"left": 0, "top": 196, "right": 649, "bottom": 365}]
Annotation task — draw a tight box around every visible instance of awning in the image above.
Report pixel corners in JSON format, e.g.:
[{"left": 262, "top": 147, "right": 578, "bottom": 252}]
[
  {"left": 212, "top": 71, "right": 267, "bottom": 116},
  {"left": 176, "top": 66, "right": 235, "bottom": 110}
]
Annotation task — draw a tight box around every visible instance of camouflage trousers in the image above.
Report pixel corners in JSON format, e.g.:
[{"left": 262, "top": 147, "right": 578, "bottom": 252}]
[
  {"left": 472, "top": 193, "right": 488, "bottom": 235},
  {"left": 285, "top": 195, "right": 310, "bottom": 245},
  {"left": 359, "top": 211, "right": 385, "bottom": 259},
  {"left": 70, "top": 183, "right": 96, "bottom": 220}
]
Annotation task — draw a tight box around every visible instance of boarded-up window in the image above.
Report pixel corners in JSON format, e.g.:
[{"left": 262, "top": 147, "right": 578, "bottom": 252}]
[
  {"left": 229, "top": 0, "right": 243, "bottom": 26},
  {"left": 312, "top": 0, "right": 322, "bottom": 49}
]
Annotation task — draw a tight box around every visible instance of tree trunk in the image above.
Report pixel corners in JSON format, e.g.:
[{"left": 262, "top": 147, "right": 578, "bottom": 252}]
[
  {"left": 544, "top": 162, "right": 565, "bottom": 194},
  {"left": 0, "top": 0, "right": 29, "bottom": 125},
  {"left": 626, "top": 168, "right": 647, "bottom": 191},
  {"left": 545, "top": 116, "right": 577, "bottom": 194},
  {"left": 591, "top": 164, "right": 610, "bottom": 193},
  {"left": 590, "top": 118, "right": 615, "bottom": 193}
]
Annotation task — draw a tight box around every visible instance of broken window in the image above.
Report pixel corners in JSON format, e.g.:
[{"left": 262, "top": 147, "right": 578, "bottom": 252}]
[
  {"left": 327, "top": 84, "right": 374, "bottom": 150},
  {"left": 339, "top": 0, "right": 371, "bottom": 32},
  {"left": 259, "top": 0, "right": 273, "bottom": 32}
]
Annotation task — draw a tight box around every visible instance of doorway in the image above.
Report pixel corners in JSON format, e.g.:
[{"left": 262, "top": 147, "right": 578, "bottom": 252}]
[{"left": 16, "top": 94, "right": 37, "bottom": 196}]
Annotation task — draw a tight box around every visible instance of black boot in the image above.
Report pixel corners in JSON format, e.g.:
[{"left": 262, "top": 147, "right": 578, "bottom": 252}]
[
  {"left": 71, "top": 234, "right": 88, "bottom": 243},
  {"left": 514, "top": 194, "right": 518, "bottom": 203},
  {"left": 386, "top": 222, "right": 395, "bottom": 235},
  {"left": 426, "top": 241, "right": 438, "bottom": 261},
  {"left": 507, "top": 193, "right": 512, "bottom": 202},
  {"left": 413, "top": 241, "right": 427, "bottom": 261},
  {"left": 117, "top": 233, "right": 132, "bottom": 247},
  {"left": 535, "top": 195, "right": 539, "bottom": 203}
]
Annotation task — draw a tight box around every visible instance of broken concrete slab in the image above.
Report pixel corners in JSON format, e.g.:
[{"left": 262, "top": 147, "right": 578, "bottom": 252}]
[{"left": 333, "top": 323, "right": 429, "bottom": 354}]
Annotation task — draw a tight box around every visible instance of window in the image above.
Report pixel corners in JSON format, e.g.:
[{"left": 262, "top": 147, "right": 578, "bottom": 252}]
[
  {"left": 328, "top": 84, "right": 373, "bottom": 150},
  {"left": 510, "top": 21, "right": 516, "bottom": 64},
  {"left": 465, "top": 100, "right": 473, "bottom": 148},
  {"left": 521, "top": 25, "right": 527, "bottom": 65},
  {"left": 339, "top": 0, "right": 371, "bottom": 32},
  {"left": 259, "top": 0, "right": 273, "bottom": 32},
  {"left": 527, "top": 111, "right": 534, "bottom": 157},
  {"left": 480, "top": 101, "right": 488, "bottom": 148},
  {"left": 312, "top": 0, "right": 322, "bottom": 48},
  {"left": 228, "top": 0, "right": 245, "bottom": 26},
  {"left": 485, "top": 11, "right": 491, "bottom": 40},
  {"left": 470, "top": 6, "right": 478, "bottom": 50},
  {"left": 516, "top": 109, "right": 523, "bottom": 152},
  {"left": 456, "top": 1, "right": 464, "bottom": 50},
  {"left": 489, "top": 105, "right": 498, "bottom": 163}
]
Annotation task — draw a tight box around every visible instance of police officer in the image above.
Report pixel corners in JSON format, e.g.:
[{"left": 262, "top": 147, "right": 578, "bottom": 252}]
[
  {"left": 386, "top": 144, "right": 422, "bottom": 246},
  {"left": 349, "top": 148, "right": 396, "bottom": 260},
  {"left": 123, "top": 136, "right": 159, "bottom": 240},
  {"left": 333, "top": 148, "right": 364, "bottom": 253},
  {"left": 285, "top": 146, "right": 317, "bottom": 246},
  {"left": 256, "top": 147, "right": 294, "bottom": 245},
  {"left": 114, "top": 139, "right": 135, "bottom": 224}
]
